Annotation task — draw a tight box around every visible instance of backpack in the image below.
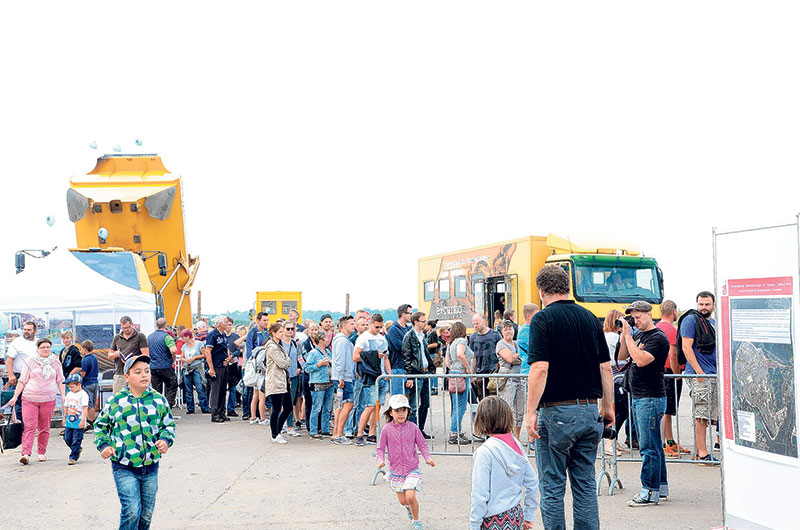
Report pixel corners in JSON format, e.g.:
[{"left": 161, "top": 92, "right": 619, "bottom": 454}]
[
  {"left": 675, "top": 309, "right": 716, "bottom": 365},
  {"left": 242, "top": 345, "right": 266, "bottom": 388}
]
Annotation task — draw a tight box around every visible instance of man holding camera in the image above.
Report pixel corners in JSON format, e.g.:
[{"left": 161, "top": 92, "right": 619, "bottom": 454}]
[{"left": 617, "top": 300, "right": 670, "bottom": 507}]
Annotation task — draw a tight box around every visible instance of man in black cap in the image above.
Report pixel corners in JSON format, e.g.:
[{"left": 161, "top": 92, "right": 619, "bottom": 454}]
[{"left": 617, "top": 300, "right": 670, "bottom": 507}]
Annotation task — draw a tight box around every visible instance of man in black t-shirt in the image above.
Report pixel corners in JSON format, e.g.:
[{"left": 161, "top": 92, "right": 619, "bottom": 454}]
[
  {"left": 526, "top": 265, "right": 614, "bottom": 530},
  {"left": 525, "top": 265, "right": 614, "bottom": 529},
  {"left": 618, "top": 300, "right": 670, "bottom": 508}
]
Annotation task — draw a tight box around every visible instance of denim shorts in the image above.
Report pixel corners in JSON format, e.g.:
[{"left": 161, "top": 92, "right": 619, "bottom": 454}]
[
  {"left": 359, "top": 382, "right": 377, "bottom": 406},
  {"left": 83, "top": 383, "right": 98, "bottom": 409},
  {"left": 341, "top": 380, "right": 355, "bottom": 403}
]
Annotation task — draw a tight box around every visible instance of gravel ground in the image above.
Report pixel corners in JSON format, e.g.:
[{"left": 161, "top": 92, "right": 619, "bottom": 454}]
[{"left": 1, "top": 394, "right": 722, "bottom": 529}]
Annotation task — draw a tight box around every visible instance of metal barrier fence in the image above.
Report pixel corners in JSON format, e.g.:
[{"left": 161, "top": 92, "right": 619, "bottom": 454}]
[{"left": 372, "top": 371, "right": 720, "bottom": 494}]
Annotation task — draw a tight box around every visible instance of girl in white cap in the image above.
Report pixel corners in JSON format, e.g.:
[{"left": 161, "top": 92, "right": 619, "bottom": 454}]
[{"left": 377, "top": 394, "right": 436, "bottom": 530}]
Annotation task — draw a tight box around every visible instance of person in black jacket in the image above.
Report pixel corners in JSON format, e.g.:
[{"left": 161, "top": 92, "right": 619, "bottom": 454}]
[{"left": 402, "top": 311, "right": 435, "bottom": 438}]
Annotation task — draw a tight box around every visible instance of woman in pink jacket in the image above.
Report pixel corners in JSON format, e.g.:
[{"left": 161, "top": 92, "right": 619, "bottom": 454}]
[
  {"left": 377, "top": 394, "right": 436, "bottom": 530},
  {"left": 7, "top": 338, "right": 66, "bottom": 464}
]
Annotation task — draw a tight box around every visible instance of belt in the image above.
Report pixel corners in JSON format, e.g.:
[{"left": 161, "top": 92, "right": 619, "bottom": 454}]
[{"left": 540, "top": 398, "right": 597, "bottom": 408}]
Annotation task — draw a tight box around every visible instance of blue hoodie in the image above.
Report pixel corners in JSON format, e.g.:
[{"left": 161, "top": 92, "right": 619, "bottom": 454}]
[
  {"left": 331, "top": 332, "right": 356, "bottom": 382},
  {"left": 470, "top": 436, "right": 539, "bottom": 529}
]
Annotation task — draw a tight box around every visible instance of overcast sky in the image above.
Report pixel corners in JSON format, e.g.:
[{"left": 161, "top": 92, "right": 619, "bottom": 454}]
[{"left": 1, "top": 2, "right": 799, "bottom": 315}]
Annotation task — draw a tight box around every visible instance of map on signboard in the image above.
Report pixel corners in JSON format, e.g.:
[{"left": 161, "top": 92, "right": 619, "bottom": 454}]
[{"left": 730, "top": 297, "right": 797, "bottom": 458}]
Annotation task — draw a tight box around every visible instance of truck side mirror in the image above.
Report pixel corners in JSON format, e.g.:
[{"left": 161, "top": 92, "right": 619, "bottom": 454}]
[
  {"left": 15, "top": 252, "right": 25, "bottom": 274},
  {"left": 657, "top": 267, "right": 664, "bottom": 294},
  {"left": 157, "top": 254, "right": 167, "bottom": 276}
]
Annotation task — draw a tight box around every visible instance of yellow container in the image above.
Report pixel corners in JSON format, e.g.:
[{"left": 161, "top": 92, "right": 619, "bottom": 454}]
[
  {"left": 418, "top": 234, "right": 663, "bottom": 328},
  {"left": 254, "top": 291, "right": 303, "bottom": 325},
  {"left": 68, "top": 154, "right": 199, "bottom": 328}
]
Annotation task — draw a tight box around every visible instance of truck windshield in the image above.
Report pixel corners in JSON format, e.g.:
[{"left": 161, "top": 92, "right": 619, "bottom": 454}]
[
  {"left": 71, "top": 251, "right": 141, "bottom": 291},
  {"left": 573, "top": 263, "right": 661, "bottom": 303}
]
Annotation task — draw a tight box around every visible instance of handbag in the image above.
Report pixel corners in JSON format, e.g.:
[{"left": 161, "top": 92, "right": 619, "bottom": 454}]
[
  {"left": 448, "top": 376, "right": 466, "bottom": 394},
  {"left": 2, "top": 422, "right": 23, "bottom": 450}
]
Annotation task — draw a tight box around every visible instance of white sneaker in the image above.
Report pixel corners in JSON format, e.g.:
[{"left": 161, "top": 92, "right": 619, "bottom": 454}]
[
  {"left": 272, "top": 434, "right": 288, "bottom": 444},
  {"left": 250, "top": 419, "right": 259, "bottom": 425},
  {"left": 38, "top": 455, "right": 47, "bottom": 462},
  {"left": 287, "top": 428, "right": 301, "bottom": 438},
  {"left": 259, "top": 419, "right": 269, "bottom": 426}
]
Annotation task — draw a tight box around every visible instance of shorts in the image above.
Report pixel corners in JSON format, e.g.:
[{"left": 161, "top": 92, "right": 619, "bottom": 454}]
[
  {"left": 388, "top": 468, "right": 422, "bottom": 492},
  {"left": 663, "top": 369, "right": 682, "bottom": 416},
  {"left": 341, "top": 380, "right": 355, "bottom": 403},
  {"left": 359, "top": 382, "right": 377, "bottom": 407},
  {"left": 83, "top": 383, "right": 98, "bottom": 409},
  {"left": 689, "top": 377, "right": 718, "bottom": 421},
  {"left": 289, "top": 376, "right": 302, "bottom": 402}
]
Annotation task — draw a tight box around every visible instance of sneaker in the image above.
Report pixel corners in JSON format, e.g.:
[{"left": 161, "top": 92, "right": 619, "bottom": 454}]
[
  {"left": 411, "top": 521, "right": 422, "bottom": 529},
  {"left": 295, "top": 421, "right": 305, "bottom": 431},
  {"left": 344, "top": 432, "right": 354, "bottom": 439},
  {"left": 241, "top": 414, "right": 250, "bottom": 421},
  {"left": 259, "top": 419, "right": 269, "bottom": 426},
  {"left": 227, "top": 410, "right": 238, "bottom": 417},
  {"left": 695, "top": 454, "right": 720, "bottom": 465},
  {"left": 335, "top": 436, "right": 353, "bottom": 445},
  {"left": 472, "top": 434, "right": 486, "bottom": 442},
  {"left": 355, "top": 436, "right": 366, "bottom": 446},
  {"left": 20, "top": 455, "right": 29, "bottom": 465},
  {"left": 628, "top": 494, "right": 658, "bottom": 507},
  {"left": 272, "top": 434, "right": 288, "bottom": 444},
  {"left": 458, "top": 433, "right": 470, "bottom": 444},
  {"left": 421, "top": 431, "right": 434, "bottom": 440},
  {"left": 663, "top": 444, "right": 679, "bottom": 458},
  {"left": 674, "top": 443, "right": 691, "bottom": 455},
  {"left": 68, "top": 459, "right": 77, "bottom": 465},
  {"left": 448, "top": 434, "right": 459, "bottom": 445},
  {"left": 250, "top": 419, "right": 260, "bottom": 425},
  {"left": 38, "top": 455, "right": 47, "bottom": 462},
  {"left": 287, "top": 428, "right": 301, "bottom": 438},
  {"left": 311, "top": 434, "right": 322, "bottom": 439},
  {"left": 366, "top": 435, "right": 377, "bottom": 444}
]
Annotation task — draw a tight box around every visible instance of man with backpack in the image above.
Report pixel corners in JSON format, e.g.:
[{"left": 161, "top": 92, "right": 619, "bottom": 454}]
[{"left": 678, "top": 291, "right": 719, "bottom": 464}]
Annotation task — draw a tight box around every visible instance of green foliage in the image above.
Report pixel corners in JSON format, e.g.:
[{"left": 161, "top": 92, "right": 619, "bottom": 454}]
[{"left": 204, "top": 307, "right": 409, "bottom": 325}]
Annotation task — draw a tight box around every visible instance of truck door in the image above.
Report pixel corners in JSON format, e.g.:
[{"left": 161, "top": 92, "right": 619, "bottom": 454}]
[
  {"left": 486, "top": 276, "right": 507, "bottom": 325},
  {"left": 471, "top": 275, "right": 486, "bottom": 322}
]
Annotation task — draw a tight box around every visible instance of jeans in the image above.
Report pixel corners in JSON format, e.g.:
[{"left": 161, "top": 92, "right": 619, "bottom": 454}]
[
  {"left": 390, "top": 367, "right": 406, "bottom": 396},
  {"left": 286, "top": 375, "right": 301, "bottom": 426},
  {"left": 113, "top": 464, "right": 159, "bottom": 530},
  {"left": 309, "top": 385, "right": 335, "bottom": 435},
  {"left": 183, "top": 370, "right": 209, "bottom": 412},
  {"left": 450, "top": 388, "right": 468, "bottom": 433},
  {"left": 64, "top": 426, "right": 85, "bottom": 460},
  {"left": 407, "top": 377, "right": 430, "bottom": 430},
  {"left": 226, "top": 376, "right": 239, "bottom": 414},
  {"left": 21, "top": 398, "right": 55, "bottom": 456},
  {"left": 535, "top": 403, "right": 603, "bottom": 530},
  {"left": 345, "top": 378, "right": 364, "bottom": 435},
  {"left": 242, "top": 385, "right": 253, "bottom": 418},
  {"left": 633, "top": 396, "right": 668, "bottom": 500}
]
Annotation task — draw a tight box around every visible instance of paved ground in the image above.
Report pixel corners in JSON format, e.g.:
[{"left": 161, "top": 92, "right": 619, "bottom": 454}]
[{"left": 1, "top": 394, "right": 722, "bottom": 529}]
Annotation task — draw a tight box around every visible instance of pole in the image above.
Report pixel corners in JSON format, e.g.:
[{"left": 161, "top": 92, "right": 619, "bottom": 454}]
[
  {"left": 345, "top": 293, "right": 350, "bottom": 317},
  {"left": 196, "top": 290, "right": 202, "bottom": 323}
]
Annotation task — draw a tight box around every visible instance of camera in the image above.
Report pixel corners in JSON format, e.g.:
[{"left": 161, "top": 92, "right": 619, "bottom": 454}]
[
  {"left": 598, "top": 416, "right": 617, "bottom": 439},
  {"left": 616, "top": 315, "right": 635, "bottom": 329}
]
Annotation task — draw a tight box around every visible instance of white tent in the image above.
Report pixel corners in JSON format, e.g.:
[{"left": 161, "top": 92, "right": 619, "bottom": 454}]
[{"left": 0, "top": 249, "right": 156, "bottom": 335}]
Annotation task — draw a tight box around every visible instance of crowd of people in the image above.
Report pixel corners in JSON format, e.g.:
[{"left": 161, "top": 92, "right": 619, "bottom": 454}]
[{"left": 0, "top": 265, "right": 721, "bottom": 530}]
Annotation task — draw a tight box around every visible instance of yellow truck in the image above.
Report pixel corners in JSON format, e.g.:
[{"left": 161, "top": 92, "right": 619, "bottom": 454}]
[
  {"left": 418, "top": 234, "right": 663, "bottom": 327},
  {"left": 254, "top": 291, "right": 303, "bottom": 325},
  {"left": 67, "top": 154, "right": 199, "bottom": 328}
]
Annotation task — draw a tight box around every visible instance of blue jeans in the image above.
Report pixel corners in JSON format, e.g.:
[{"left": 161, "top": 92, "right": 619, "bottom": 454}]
[
  {"left": 390, "top": 367, "right": 405, "bottom": 396},
  {"left": 345, "top": 379, "right": 364, "bottom": 435},
  {"left": 286, "top": 376, "right": 301, "bottom": 426},
  {"left": 450, "top": 387, "right": 468, "bottom": 433},
  {"left": 535, "top": 403, "right": 603, "bottom": 530},
  {"left": 113, "top": 464, "right": 159, "bottom": 530},
  {"left": 183, "top": 370, "right": 209, "bottom": 412},
  {"left": 63, "top": 426, "right": 84, "bottom": 461},
  {"left": 633, "top": 397, "right": 668, "bottom": 500},
  {"left": 242, "top": 385, "right": 253, "bottom": 417},
  {"left": 310, "top": 385, "right": 335, "bottom": 435}
]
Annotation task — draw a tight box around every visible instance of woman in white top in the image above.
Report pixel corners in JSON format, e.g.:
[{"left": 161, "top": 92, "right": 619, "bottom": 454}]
[
  {"left": 446, "top": 321, "right": 474, "bottom": 445},
  {"left": 495, "top": 321, "right": 525, "bottom": 440},
  {"left": 603, "top": 310, "right": 626, "bottom": 456}
]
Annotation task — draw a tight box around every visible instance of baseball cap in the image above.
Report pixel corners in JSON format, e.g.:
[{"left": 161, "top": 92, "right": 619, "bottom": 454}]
[
  {"left": 625, "top": 301, "right": 653, "bottom": 314},
  {"left": 65, "top": 373, "right": 82, "bottom": 385},
  {"left": 387, "top": 394, "right": 410, "bottom": 410},
  {"left": 320, "top": 313, "right": 333, "bottom": 323},
  {"left": 124, "top": 354, "right": 151, "bottom": 374}
]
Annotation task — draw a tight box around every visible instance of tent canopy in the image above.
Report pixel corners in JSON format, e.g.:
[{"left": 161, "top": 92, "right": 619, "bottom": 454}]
[{"left": 0, "top": 249, "right": 156, "bottom": 316}]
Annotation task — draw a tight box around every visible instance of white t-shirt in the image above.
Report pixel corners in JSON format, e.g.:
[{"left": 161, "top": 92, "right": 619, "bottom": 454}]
[
  {"left": 7, "top": 336, "right": 36, "bottom": 374},
  {"left": 64, "top": 389, "right": 89, "bottom": 428},
  {"left": 355, "top": 331, "right": 388, "bottom": 374}
]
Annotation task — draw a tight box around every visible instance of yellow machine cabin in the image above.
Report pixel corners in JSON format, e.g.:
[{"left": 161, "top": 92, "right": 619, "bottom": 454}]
[
  {"left": 418, "top": 234, "right": 664, "bottom": 327},
  {"left": 67, "top": 154, "right": 200, "bottom": 328},
  {"left": 254, "top": 291, "right": 303, "bottom": 325}
]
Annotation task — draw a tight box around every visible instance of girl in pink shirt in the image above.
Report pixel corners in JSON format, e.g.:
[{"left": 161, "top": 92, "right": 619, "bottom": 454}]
[
  {"left": 7, "top": 338, "right": 66, "bottom": 464},
  {"left": 377, "top": 394, "right": 435, "bottom": 530}
]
